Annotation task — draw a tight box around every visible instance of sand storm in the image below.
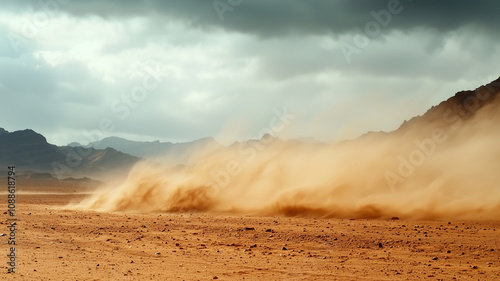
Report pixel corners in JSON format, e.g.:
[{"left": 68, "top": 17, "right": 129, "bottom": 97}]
[{"left": 72, "top": 81, "right": 500, "bottom": 220}]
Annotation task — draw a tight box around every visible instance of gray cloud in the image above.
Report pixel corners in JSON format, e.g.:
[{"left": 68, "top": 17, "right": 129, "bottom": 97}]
[{"left": 6, "top": 0, "right": 500, "bottom": 37}]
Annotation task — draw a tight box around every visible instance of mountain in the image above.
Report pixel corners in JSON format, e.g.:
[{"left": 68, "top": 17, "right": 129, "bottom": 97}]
[
  {"left": 72, "top": 136, "right": 223, "bottom": 164},
  {"left": 396, "top": 77, "right": 500, "bottom": 133},
  {"left": 0, "top": 129, "right": 140, "bottom": 180}
]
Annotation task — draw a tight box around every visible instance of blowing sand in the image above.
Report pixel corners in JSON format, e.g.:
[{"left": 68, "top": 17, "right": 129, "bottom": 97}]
[
  {"left": 2, "top": 80, "right": 499, "bottom": 280},
  {"left": 72, "top": 87, "right": 500, "bottom": 220},
  {"left": 1, "top": 185, "right": 499, "bottom": 280}
]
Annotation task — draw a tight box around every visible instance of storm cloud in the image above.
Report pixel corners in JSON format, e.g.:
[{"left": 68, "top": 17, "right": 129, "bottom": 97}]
[{"left": 0, "top": 0, "right": 498, "bottom": 145}]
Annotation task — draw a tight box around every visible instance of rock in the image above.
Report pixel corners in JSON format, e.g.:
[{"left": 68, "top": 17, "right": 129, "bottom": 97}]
[
  {"left": 213, "top": 276, "right": 219, "bottom": 279},
  {"left": 378, "top": 243, "right": 383, "bottom": 248},
  {"left": 282, "top": 247, "right": 287, "bottom": 250},
  {"left": 391, "top": 217, "right": 400, "bottom": 220},
  {"left": 244, "top": 227, "right": 255, "bottom": 231}
]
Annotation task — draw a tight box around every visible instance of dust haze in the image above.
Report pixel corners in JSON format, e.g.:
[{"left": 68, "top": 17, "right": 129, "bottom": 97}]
[{"left": 71, "top": 82, "right": 500, "bottom": 220}]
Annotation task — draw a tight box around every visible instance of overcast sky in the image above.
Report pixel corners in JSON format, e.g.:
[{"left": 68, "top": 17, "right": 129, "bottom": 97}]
[{"left": 0, "top": 0, "right": 499, "bottom": 145}]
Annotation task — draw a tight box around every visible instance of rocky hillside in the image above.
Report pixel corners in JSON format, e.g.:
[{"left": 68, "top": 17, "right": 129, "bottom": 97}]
[{"left": 0, "top": 129, "right": 140, "bottom": 180}]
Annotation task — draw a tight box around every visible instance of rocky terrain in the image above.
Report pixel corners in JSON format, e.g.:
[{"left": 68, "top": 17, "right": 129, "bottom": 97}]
[{"left": 0, "top": 183, "right": 498, "bottom": 280}]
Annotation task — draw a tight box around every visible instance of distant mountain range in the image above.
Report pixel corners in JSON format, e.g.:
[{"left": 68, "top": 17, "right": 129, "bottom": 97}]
[
  {"left": 0, "top": 129, "right": 139, "bottom": 180},
  {"left": 0, "top": 128, "right": 223, "bottom": 180},
  {"left": 2, "top": 76, "right": 499, "bottom": 181},
  {"left": 69, "top": 136, "right": 223, "bottom": 164}
]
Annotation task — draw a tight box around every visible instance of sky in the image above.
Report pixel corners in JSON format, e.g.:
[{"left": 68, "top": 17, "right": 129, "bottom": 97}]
[{"left": 0, "top": 0, "right": 499, "bottom": 146}]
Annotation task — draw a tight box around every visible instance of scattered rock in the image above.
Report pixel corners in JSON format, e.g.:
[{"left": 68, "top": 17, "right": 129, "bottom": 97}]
[
  {"left": 391, "top": 217, "right": 400, "bottom": 220},
  {"left": 244, "top": 227, "right": 255, "bottom": 231},
  {"left": 282, "top": 247, "right": 287, "bottom": 251},
  {"left": 378, "top": 243, "right": 383, "bottom": 248}
]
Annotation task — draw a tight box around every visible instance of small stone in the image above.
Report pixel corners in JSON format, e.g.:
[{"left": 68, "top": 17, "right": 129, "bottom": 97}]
[
  {"left": 213, "top": 277, "right": 219, "bottom": 280},
  {"left": 282, "top": 247, "right": 287, "bottom": 250}
]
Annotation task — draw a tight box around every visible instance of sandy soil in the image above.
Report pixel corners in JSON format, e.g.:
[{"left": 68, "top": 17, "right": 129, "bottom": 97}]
[{"left": 0, "top": 182, "right": 499, "bottom": 280}]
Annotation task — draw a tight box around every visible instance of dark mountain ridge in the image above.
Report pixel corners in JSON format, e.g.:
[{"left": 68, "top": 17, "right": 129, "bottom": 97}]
[{"left": 0, "top": 129, "right": 139, "bottom": 180}]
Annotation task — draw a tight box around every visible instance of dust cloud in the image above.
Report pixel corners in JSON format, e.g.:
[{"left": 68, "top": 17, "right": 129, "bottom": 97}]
[{"left": 72, "top": 81, "right": 500, "bottom": 220}]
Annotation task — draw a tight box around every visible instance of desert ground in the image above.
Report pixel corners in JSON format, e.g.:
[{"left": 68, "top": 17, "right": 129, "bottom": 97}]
[{"left": 0, "top": 179, "right": 499, "bottom": 281}]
